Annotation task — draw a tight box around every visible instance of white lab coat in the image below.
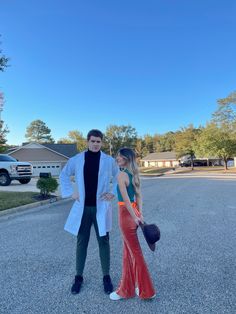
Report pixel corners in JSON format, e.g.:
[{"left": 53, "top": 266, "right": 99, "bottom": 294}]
[{"left": 59, "top": 150, "right": 119, "bottom": 237}]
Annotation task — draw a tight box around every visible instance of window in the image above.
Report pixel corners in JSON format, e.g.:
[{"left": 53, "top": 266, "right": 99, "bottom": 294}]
[{"left": 0, "top": 155, "right": 17, "bottom": 162}]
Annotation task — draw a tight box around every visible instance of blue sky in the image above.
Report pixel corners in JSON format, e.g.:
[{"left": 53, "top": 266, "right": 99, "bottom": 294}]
[{"left": 0, "top": 0, "right": 236, "bottom": 145}]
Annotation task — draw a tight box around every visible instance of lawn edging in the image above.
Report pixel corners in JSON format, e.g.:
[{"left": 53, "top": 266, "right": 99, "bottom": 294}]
[{"left": 0, "top": 197, "right": 72, "bottom": 218}]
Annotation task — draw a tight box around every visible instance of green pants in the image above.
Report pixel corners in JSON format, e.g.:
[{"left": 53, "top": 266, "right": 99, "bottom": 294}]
[{"left": 76, "top": 206, "right": 110, "bottom": 276}]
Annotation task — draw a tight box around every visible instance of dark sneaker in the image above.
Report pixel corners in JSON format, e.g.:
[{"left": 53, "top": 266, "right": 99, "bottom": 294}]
[
  {"left": 71, "top": 275, "right": 83, "bottom": 294},
  {"left": 103, "top": 275, "right": 113, "bottom": 294}
]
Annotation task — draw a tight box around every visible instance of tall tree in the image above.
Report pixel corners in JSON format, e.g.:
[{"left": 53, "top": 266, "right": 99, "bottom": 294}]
[
  {"left": 143, "top": 134, "right": 154, "bottom": 154},
  {"left": 201, "top": 91, "right": 236, "bottom": 169},
  {"left": 155, "top": 131, "right": 176, "bottom": 152},
  {"left": 194, "top": 123, "right": 236, "bottom": 170},
  {"left": 58, "top": 130, "right": 86, "bottom": 152},
  {"left": 0, "top": 35, "right": 9, "bottom": 72},
  {"left": 104, "top": 125, "right": 137, "bottom": 156},
  {"left": 135, "top": 138, "right": 149, "bottom": 164},
  {"left": 0, "top": 35, "right": 9, "bottom": 147},
  {"left": 25, "top": 119, "right": 54, "bottom": 143},
  {"left": 0, "top": 120, "right": 9, "bottom": 152},
  {"left": 212, "top": 91, "right": 236, "bottom": 135},
  {"left": 216, "top": 91, "right": 236, "bottom": 106},
  {"left": 0, "top": 92, "right": 9, "bottom": 151},
  {"left": 174, "top": 125, "right": 201, "bottom": 169}
]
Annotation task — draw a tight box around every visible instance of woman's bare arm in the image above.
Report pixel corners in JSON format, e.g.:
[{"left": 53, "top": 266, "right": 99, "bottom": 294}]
[{"left": 135, "top": 194, "right": 143, "bottom": 215}]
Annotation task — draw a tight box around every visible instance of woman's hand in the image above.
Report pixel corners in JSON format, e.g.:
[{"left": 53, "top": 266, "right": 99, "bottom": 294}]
[
  {"left": 134, "top": 216, "right": 140, "bottom": 226},
  {"left": 139, "top": 214, "right": 144, "bottom": 224},
  {"left": 100, "top": 193, "right": 115, "bottom": 201},
  {"left": 133, "top": 215, "right": 144, "bottom": 226}
]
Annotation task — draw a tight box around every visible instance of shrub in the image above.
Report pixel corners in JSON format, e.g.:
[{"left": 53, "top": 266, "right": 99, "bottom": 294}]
[{"left": 36, "top": 177, "right": 59, "bottom": 197}]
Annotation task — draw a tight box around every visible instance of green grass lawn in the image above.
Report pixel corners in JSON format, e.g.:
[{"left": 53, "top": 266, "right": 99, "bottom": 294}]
[
  {"left": 139, "top": 166, "right": 236, "bottom": 175},
  {"left": 139, "top": 167, "right": 172, "bottom": 175},
  {"left": 178, "top": 166, "right": 236, "bottom": 173},
  {"left": 192, "top": 166, "right": 236, "bottom": 172},
  {"left": 0, "top": 192, "right": 40, "bottom": 211}
]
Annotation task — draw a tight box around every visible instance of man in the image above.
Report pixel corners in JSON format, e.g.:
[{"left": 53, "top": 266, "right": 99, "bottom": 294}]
[{"left": 60, "top": 129, "right": 119, "bottom": 295}]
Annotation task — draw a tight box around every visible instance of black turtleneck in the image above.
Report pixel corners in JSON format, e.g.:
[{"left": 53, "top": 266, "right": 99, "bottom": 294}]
[{"left": 84, "top": 149, "right": 101, "bottom": 206}]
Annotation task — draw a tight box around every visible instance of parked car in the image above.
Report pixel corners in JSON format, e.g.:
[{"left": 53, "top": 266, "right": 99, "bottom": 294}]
[
  {"left": 0, "top": 154, "right": 33, "bottom": 186},
  {"left": 227, "top": 160, "right": 234, "bottom": 167},
  {"left": 180, "top": 160, "right": 208, "bottom": 167}
]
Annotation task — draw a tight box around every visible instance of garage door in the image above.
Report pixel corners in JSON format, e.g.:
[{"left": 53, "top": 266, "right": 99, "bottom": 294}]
[{"left": 32, "top": 162, "right": 61, "bottom": 177}]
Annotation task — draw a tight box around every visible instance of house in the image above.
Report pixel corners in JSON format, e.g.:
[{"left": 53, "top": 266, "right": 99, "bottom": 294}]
[
  {"left": 141, "top": 151, "right": 235, "bottom": 168},
  {"left": 7, "top": 142, "right": 77, "bottom": 176},
  {"left": 141, "top": 151, "right": 179, "bottom": 168}
]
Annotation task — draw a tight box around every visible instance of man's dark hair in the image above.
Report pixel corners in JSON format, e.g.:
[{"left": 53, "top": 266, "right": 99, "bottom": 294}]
[{"left": 87, "top": 129, "right": 103, "bottom": 141}]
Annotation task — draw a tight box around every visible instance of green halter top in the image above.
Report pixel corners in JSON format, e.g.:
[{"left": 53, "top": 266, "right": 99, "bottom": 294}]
[{"left": 117, "top": 169, "right": 135, "bottom": 202}]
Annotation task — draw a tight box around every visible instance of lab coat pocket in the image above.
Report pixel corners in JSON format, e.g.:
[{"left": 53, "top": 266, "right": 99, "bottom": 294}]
[{"left": 64, "top": 200, "right": 84, "bottom": 236}]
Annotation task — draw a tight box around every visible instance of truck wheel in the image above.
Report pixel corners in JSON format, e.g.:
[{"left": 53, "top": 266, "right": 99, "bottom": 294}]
[
  {"left": 18, "top": 178, "right": 31, "bottom": 184},
  {"left": 0, "top": 172, "right": 11, "bottom": 186}
]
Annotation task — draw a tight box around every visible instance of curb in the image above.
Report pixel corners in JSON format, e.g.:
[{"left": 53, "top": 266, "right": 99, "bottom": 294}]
[
  {"left": 0, "top": 197, "right": 72, "bottom": 218},
  {"left": 140, "top": 173, "right": 164, "bottom": 177}
]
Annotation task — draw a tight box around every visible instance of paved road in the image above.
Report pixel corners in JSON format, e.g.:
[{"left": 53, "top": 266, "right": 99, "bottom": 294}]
[{"left": 0, "top": 176, "right": 235, "bottom": 314}]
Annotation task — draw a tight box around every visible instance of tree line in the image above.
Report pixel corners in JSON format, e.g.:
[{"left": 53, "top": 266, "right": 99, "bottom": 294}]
[
  {"left": 3, "top": 90, "right": 236, "bottom": 169},
  {"left": 1, "top": 91, "right": 236, "bottom": 169}
]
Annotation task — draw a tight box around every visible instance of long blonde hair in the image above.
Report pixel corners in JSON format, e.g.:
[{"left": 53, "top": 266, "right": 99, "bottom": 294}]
[{"left": 118, "top": 148, "right": 141, "bottom": 197}]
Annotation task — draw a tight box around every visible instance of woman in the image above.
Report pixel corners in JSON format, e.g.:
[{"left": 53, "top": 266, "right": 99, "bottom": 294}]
[{"left": 109, "top": 148, "right": 156, "bottom": 301}]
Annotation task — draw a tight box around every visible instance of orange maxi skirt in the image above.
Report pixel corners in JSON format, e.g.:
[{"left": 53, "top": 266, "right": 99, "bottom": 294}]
[{"left": 116, "top": 202, "right": 156, "bottom": 299}]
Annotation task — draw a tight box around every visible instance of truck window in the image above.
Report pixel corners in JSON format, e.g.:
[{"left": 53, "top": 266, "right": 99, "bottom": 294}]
[{"left": 0, "top": 155, "right": 17, "bottom": 162}]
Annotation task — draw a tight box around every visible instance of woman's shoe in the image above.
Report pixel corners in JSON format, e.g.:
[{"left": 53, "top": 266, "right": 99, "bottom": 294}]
[
  {"left": 147, "top": 294, "right": 156, "bottom": 300},
  {"left": 109, "top": 291, "right": 123, "bottom": 301},
  {"left": 136, "top": 287, "right": 156, "bottom": 299}
]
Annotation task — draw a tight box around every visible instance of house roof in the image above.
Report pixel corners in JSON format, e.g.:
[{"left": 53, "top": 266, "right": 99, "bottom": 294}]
[
  {"left": 141, "top": 151, "right": 177, "bottom": 161},
  {"left": 42, "top": 143, "right": 78, "bottom": 158},
  {"left": 7, "top": 142, "right": 78, "bottom": 158}
]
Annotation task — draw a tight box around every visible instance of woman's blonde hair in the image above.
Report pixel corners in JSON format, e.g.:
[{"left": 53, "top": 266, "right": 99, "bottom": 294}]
[{"left": 118, "top": 147, "right": 141, "bottom": 196}]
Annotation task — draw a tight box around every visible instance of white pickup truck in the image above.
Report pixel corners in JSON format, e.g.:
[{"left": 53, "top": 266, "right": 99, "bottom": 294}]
[{"left": 0, "top": 154, "right": 33, "bottom": 186}]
